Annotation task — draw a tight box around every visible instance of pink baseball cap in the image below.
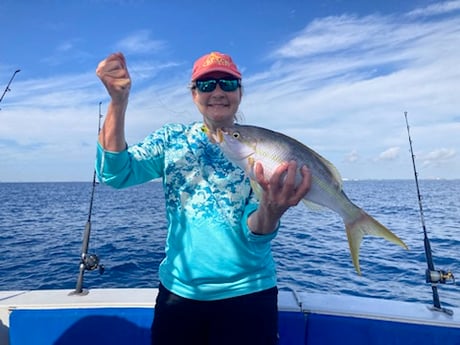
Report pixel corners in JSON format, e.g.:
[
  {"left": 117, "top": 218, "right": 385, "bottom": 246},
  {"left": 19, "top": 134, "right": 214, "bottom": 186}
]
[{"left": 191, "top": 52, "right": 242, "bottom": 81}]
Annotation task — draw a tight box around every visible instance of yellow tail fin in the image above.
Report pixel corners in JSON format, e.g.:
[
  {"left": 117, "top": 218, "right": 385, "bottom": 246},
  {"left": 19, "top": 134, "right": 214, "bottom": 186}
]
[{"left": 345, "top": 210, "right": 408, "bottom": 275}]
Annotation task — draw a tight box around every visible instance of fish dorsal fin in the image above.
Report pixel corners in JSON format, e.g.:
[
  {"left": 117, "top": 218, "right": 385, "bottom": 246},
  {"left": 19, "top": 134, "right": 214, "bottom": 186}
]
[{"left": 316, "top": 152, "right": 343, "bottom": 190}]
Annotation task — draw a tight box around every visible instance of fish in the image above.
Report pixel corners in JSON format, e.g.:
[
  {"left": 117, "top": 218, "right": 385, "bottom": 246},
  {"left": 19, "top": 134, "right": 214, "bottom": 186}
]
[{"left": 210, "top": 123, "right": 408, "bottom": 275}]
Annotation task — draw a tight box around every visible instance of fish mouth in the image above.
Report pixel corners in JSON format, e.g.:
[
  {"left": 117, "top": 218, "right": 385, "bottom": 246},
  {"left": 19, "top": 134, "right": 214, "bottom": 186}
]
[
  {"left": 202, "top": 125, "right": 225, "bottom": 144},
  {"left": 214, "top": 128, "right": 225, "bottom": 143}
]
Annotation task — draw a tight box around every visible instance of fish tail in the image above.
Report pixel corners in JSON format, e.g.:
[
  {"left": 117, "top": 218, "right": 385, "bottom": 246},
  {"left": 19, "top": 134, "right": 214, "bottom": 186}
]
[{"left": 345, "top": 210, "right": 408, "bottom": 275}]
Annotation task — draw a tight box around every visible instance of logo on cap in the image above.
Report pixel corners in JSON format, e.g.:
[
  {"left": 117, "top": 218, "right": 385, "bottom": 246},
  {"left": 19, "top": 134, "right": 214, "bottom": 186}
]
[{"left": 201, "top": 52, "right": 232, "bottom": 68}]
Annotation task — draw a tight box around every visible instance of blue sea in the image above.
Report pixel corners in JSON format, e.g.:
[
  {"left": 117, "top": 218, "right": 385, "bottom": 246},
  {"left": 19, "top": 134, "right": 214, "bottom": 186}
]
[{"left": 1, "top": 180, "right": 459, "bottom": 308}]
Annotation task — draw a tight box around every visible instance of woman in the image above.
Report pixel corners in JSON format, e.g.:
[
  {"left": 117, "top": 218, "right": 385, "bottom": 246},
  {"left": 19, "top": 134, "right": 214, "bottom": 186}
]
[{"left": 95, "top": 51, "right": 311, "bottom": 345}]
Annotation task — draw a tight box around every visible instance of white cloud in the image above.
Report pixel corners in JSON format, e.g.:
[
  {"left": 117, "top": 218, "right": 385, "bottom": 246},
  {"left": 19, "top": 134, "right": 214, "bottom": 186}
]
[
  {"left": 115, "top": 30, "right": 166, "bottom": 55},
  {"left": 378, "top": 147, "right": 400, "bottom": 161},
  {"left": 41, "top": 38, "right": 92, "bottom": 66},
  {"left": 344, "top": 150, "right": 359, "bottom": 163},
  {"left": 273, "top": 15, "right": 392, "bottom": 59},
  {"left": 56, "top": 42, "right": 74, "bottom": 52},
  {"left": 406, "top": 0, "right": 460, "bottom": 18},
  {"left": 421, "top": 148, "right": 456, "bottom": 167}
]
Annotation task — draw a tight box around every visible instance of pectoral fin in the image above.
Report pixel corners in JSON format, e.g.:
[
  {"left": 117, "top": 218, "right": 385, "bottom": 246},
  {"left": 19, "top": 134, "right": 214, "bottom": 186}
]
[{"left": 250, "top": 179, "right": 264, "bottom": 201}]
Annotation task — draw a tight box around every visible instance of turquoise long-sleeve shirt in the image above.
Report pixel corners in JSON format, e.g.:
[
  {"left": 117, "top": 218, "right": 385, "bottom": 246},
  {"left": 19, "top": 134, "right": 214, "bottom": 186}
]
[{"left": 96, "top": 122, "right": 278, "bottom": 300}]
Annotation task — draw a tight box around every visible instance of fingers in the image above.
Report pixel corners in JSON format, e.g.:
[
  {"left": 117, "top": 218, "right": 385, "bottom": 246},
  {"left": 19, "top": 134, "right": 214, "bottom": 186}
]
[
  {"left": 96, "top": 52, "right": 126, "bottom": 72},
  {"left": 255, "top": 160, "right": 311, "bottom": 208},
  {"left": 295, "top": 165, "right": 311, "bottom": 200},
  {"left": 275, "top": 161, "right": 308, "bottom": 206},
  {"left": 254, "top": 161, "right": 267, "bottom": 187},
  {"left": 97, "top": 54, "right": 127, "bottom": 78},
  {"left": 276, "top": 161, "right": 297, "bottom": 190},
  {"left": 96, "top": 52, "right": 131, "bottom": 100}
]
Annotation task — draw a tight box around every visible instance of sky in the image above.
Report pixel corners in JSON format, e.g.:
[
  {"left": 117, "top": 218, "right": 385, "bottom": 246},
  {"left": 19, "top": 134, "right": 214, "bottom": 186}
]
[{"left": 0, "top": 0, "right": 459, "bottom": 182}]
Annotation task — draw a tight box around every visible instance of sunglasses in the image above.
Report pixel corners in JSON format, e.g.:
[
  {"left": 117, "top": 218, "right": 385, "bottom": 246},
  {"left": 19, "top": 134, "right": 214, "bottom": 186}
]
[{"left": 193, "top": 78, "right": 241, "bottom": 93}]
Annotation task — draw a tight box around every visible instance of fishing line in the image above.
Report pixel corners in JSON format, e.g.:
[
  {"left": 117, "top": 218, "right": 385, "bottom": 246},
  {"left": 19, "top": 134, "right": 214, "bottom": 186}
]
[
  {"left": 404, "top": 111, "right": 455, "bottom": 315},
  {"left": 70, "top": 102, "right": 105, "bottom": 295}
]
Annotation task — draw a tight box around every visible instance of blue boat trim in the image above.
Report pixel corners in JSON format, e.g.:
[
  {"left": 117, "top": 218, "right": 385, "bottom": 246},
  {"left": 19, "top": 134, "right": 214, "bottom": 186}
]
[{"left": 1, "top": 289, "right": 459, "bottom": 345}]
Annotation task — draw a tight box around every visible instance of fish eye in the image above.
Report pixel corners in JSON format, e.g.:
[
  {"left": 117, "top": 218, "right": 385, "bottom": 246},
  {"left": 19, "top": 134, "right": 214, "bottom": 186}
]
[{"left": 232, "top": 132, "right": 240, "bottom": 139}]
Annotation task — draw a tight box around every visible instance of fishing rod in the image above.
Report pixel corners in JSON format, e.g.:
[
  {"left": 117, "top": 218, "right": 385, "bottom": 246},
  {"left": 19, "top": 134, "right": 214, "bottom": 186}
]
[
  {"left": 0, "top": 69, "right": 21, "bottom": 110},
  {"left": 70, "top": 102, "right": 105, "bottom": 296},
  {"left": 404, "top": 111, "right": 455, "bottom": 315}
]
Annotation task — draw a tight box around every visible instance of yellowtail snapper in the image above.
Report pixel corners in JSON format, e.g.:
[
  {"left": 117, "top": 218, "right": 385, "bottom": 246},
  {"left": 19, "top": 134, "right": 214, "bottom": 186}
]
[{"left": 209, "top": 124, "right": 408, "bottom": 275}]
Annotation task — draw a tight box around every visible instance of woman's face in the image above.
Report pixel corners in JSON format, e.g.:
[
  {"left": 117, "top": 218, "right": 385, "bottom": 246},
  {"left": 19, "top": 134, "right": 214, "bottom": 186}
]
[{"left": 192, "top": 72, "right": 242, "bottom": 131}]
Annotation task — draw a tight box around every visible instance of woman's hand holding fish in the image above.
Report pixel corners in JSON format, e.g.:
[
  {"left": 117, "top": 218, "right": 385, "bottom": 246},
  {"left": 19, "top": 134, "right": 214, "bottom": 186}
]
[{"left": 248, "top": 161, "right": 311, "bottom": 235}]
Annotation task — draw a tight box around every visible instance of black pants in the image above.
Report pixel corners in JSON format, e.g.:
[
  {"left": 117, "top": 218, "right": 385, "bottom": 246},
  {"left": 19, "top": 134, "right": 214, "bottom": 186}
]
[{"left": 151, "top": 284, "right": 279, "bottom": 345}]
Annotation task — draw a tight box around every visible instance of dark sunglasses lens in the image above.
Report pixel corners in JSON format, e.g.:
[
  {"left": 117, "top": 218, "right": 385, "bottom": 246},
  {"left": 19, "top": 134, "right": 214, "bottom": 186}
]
[
  {"left": 219, "top": 79, "right": 239, "bottom": 91},
  {"left": 195, "top": 79, "right": 240, "bottom": 92},
  {"left": 196, "top": 80, "right": 217, "bottom": 92}
]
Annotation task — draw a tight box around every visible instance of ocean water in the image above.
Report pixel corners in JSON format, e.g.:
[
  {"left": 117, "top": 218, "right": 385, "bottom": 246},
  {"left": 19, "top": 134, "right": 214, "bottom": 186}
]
[{"left": 0, "top": 180, "right": 459, "bottom": 308}]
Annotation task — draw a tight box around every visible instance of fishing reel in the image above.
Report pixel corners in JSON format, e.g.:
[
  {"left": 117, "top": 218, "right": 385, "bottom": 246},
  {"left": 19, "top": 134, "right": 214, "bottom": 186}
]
[
  {"left": 81, "top": 253, "right": 105, "bottom": 275},
  {"left": 426, "top": 269, "right": 455, "bottom": 285}
]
